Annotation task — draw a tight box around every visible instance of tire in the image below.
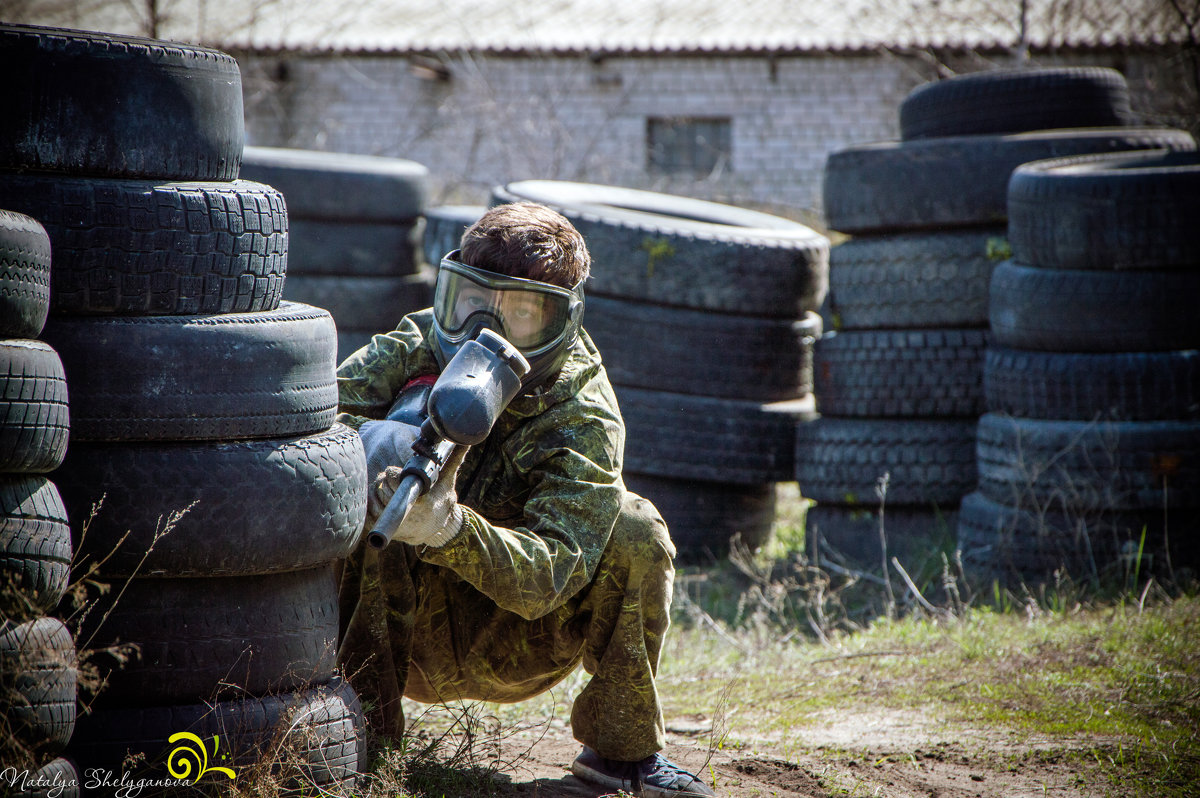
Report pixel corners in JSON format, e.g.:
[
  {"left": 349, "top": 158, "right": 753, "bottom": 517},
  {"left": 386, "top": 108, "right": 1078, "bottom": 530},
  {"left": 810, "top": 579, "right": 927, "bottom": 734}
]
[
  {"left": 0, "top": 175, "right": 287, "bottom": 315},
  {"left": 0, "top": 340, "right": 69, "bottom": 474},
  {"left": 282, "top": 274, "right": 434, "bottom": 343},
  {"left": 984, "top": 347, "right": 1200, "bottom": 421},
  {"left": 806, "top": 503, "right": 958, "bottom": 573},
  {"left": 53, "top": 424, "right": 366, "bottom": 578},
  {"left": 493, "top": 181, "right": 830, "bottom": 317},
  {"left": 240, "top": 145, "right": 428, "bottom": 222},
  {"left": 1008, "top": 149, "right": 1200, "bottom": 271},
  {"left": 422, "top": 205, "right": 486, "bottom": 268},
  {"left": 69, "top": 677, "right": 364, "bottom": 791},
  {"left": 975, "top": 413, "right": 1200, "bottom": 511},
  {"left": 20, "top": 758, "right": 79, "bottom": 798},
  {"left": 76, "top": 567, "right": 339, "bottom": 707},
  {"left": 586, "top": 298, "right": 820, "bottom": 401},
  {"left": 822, "top": 127, "right": 1196, "bottom": 234},
  {"left": 957, "top": 490, "right": 1197, "bottom": 586},
  {"left": 813, "top": 328, "right": 987, "bottom": 418},
  {"left": 0, "top": 23, "right": 243, "bottom": 180},
  {"left": 0, "top": 477, "right": 71, "bottom": 614},
  {"left": 622, "top": 472, "right": 776, "bottom": 562},
  {"left": 0, "top": 618, "right": 76, "bottom": 754},
  {"left": 614, "top": 387, "right": 815, "bottom": 485},
  {"left": 988, "top": 260, "right": 1200, "bottom": 352},
  {"left": 794, "top": 417, "right": 978, "bottom": 506},
  {"left": 41, "top": 303, "right": 337, "bottom": 442},
  {"left": 899, "top": 67, "right": 1132, "bottom": 141},
  {"left": 825, "top": 228, "right": 1006, "bottom": 330},
  {"left": 0, "top": 210, "right": 52, "bottom": 338},
  {"left": 283, "top": 216, "right": 422, "bottom": 276}
]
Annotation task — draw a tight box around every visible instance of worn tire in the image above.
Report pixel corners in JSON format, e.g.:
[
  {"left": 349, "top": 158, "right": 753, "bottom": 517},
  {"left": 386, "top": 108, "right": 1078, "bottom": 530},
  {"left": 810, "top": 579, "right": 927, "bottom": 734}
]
[
  {"left": 615, "top": 387, "right": 815, "bottom": 485},
  {"left": 52, "top": 424, "right": 366, "bottom": 578},
  {"left": 493, "top": 181, "right": 829, "bottom": 317},
  {"left": 0, "top": 477, "right": 71, "bottom": 614},
  {"left": 975, "top": 413, "right": 1200, "bottom": 511},
  {"left": 822, "top": 127, "right": 1196, "bottom": 234},
  {"left": 76, "top": 567, "right": 339, "bottom": 707},
  {"left": 19, "top": 758, "right": 79, "bottom": 798},
  {"left": 623, "top": 473, "right": 776, "bottom": 562},
  {"left": 282, "top": 216, "right": 422, "bottom": 276},
  {"left": 814, "top": 328, "right": 987, "bottom": 418},
  {"left": 42, "top": 303, "right": 336, "bottom": 442},
  {"left": 422, "top": 205, "right": 486, "bottom": 268},
  {"left": 587, "top": 297, "right": 819, "bottom": 401},
  {"left": 0, "top": 23, "right": 243, "bottom": 180},
  {"left": 795, "top": 417, "right": 978, "bottom": 506},
  {"left": 989, "top": 260, "right": 1200, "bottom": 352},
  {"left": 0, "top": 174, "right": 287, "bottom": 315},
  {"left": 826, "top": 228, "right": 1006, "bottom": 330},
  {"left": 0, "top": 210, "right": 52, "bottom": 339},
  {"left": 69, "top": 677, "right": 365, "bottom": 791},
  {"left": 0, "top": 618, "right": 76, "bottom": 755},
  {"left": 1008, "top": 149, "right": 1200, "bottom": 271},
  {"left": 806, "top": 503, "right": 959, "bottom": 573},
  {"left": 899, "top": 67, "right": 1132, "bottom": 141},
  {"left": 282, "top": 273, "right": 434, "bottom": 349},
  {"left": 0, "top": 340, "right": 69, "bottom": 474},
  {"left": 984, "top": 347, "right": 1200, "bottom": 421}
]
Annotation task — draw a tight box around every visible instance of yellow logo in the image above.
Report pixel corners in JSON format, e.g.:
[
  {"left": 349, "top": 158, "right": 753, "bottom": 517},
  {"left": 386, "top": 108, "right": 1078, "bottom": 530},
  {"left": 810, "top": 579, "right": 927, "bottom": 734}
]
[{"left": 166, "top": 732, "right": 237, "bottom": 783}]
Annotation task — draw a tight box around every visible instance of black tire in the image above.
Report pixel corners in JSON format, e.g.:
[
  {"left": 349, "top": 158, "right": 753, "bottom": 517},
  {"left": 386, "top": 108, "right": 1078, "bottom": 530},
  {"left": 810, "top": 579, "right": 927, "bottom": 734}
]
[
  {"left": 0, "top": 210, "right": 52, "bottom": 339},
  {"left": 0, "top": 477, "right": 71, "bottom": 615},
  {"left": 493, "top": 181, "right": 830, "bottom": 317},
  {"left": 0, "top": 618, "right": 76, "bottom": 755},
  {"left": 75, "top": 566, "right": 339, "bottom": 707},
  {"left": 806, "top": 503, "right": 958, "bottom": 574},
  {"left": 899, "top": 67, "right": 1132, "bottom": 141},
  {"left": 282, "top": 274, "right": 434, "bottom": 345},
  {"left": 41, "top": 303, "right": 337, "bottom": 442},
  {"left": 0, "top": 174, "right": 287, "bottom": 315},
  {"left": 813, "top": 328, "right": 987, "bottom": 418},
  {"left": 988, "top": 260, "right": 1200, "bottom": 352},
  {"left": 822, "top": 127, "right": 1196, "bottom": 234},
  {"left": 1008, "top": 149, "right": 1200, "bottom": 271},
  {"left": 975, "top": 413, "right": 1200, "bottom": 511},
  {"left": 69, "top": 677, "right": 364, "bottom": 791},
  {"left": 587, "top": 298, "right": 819, "bottom": 401},
  {"left": 53, "top": 424, "right": 366, "bottom": 579},
  {"left": 957, "top": 490, "right": 1198, "bottom": 586},
  {"left": 0, "top": 340, "right": 69, "bottom": 474},
  {"left": 615, "top": 387, "right": 815, "bottom": 485},
  {"left": 794, "top": 417, "right": 978, "bottom": 506},
  {"left": 240, "top": 145, "right": 428, "bottom": 222},
  {"left": 826, "top": 228, "right": 1006, "bottom": 330},
  {"left": 283, "top": 216, "right": 422, "bottom": 276},
  {"left": 622, "top": 473, "right": 776, "bottom": 562},
  {"left": 20, "top": 758, "right": 79, "bottom": 798},
  {"left": 984, "top": 347, "right": 1200, "bottom": 421},
  {"left": 422, "top": 205, "right": 486, "bottom": 268},
  {"left": 0, "top": 23, "right": 242, "bottom": 180}
]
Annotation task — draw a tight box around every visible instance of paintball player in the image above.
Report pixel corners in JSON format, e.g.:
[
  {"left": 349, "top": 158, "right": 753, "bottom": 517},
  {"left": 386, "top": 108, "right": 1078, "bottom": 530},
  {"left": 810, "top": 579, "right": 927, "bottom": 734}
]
[{"left": 335, "top": 201, "right": 717, "bottom": 798}]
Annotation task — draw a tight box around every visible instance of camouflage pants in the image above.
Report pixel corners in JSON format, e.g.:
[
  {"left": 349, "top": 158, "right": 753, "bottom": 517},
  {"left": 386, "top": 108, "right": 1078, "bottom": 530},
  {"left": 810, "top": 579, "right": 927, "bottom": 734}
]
[{"left": 336, "top": 490, "right": 676, "bottom": 762}]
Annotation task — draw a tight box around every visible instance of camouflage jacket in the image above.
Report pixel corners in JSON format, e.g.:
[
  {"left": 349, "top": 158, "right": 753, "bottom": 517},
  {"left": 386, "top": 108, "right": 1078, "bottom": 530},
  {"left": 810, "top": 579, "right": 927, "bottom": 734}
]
[{"left": 336, "top": 309, "right": 626, "bottom": 621}]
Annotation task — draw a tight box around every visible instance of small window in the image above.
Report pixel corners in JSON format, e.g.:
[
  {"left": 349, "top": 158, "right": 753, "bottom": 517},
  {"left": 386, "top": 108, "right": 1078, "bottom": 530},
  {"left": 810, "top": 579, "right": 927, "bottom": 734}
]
[{"left": 647, "top": 117, "right": 731, "bottom": 176}]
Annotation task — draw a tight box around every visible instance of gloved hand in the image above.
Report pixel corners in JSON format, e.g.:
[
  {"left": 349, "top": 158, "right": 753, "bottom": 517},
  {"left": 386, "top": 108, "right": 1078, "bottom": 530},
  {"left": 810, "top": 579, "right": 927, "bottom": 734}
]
[
  {"left": 359, "top": 419, "right": 421, "bottom": 484},
  {"left": 386, "top": 444, "right": 469, "bottom": 548}
]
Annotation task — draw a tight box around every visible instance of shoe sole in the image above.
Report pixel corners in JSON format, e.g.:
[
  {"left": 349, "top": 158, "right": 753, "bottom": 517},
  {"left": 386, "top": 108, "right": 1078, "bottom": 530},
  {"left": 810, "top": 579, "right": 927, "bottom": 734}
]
[{"left": 570, "top": 759, "right": 715, "bottom": 798}]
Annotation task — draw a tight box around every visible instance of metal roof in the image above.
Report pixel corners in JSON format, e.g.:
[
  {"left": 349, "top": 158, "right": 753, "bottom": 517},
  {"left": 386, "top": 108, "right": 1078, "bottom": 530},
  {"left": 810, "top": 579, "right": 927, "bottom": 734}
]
[{"left": 5, "top": 0, "right": 1187, "bottom": 54}]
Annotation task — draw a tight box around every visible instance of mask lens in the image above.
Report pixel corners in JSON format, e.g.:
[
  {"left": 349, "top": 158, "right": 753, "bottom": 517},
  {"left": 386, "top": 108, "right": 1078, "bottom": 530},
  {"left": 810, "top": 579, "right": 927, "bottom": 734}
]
[{"left": 434, "top": 264, "right": 572, "bottom": 351}]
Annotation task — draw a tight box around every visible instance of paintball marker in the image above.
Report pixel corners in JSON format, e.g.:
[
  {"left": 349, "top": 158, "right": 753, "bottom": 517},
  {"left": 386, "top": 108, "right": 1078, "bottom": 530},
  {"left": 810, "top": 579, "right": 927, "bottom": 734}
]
[{"left": 366, "top": 329, "right": 530, "bottom": 550}]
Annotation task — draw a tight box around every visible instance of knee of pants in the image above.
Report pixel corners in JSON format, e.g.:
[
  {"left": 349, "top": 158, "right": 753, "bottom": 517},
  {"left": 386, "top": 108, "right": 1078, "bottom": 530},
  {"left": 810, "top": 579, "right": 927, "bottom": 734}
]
[{"left": 613, "top": 488, "right": 677, "bottom": 568}]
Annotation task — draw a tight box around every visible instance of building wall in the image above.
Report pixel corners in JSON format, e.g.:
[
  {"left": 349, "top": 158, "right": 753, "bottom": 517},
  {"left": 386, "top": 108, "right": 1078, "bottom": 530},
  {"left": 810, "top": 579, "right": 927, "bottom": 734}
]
[{"left": 236, "top": 48, "right": 1188, "bottom": 225}]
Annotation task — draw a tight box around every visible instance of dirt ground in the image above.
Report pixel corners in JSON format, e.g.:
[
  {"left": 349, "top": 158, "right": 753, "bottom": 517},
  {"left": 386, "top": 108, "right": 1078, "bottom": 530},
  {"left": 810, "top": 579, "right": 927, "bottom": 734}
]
[{"left": 481, "top": 706, "right": 1100, "bottom": 798}]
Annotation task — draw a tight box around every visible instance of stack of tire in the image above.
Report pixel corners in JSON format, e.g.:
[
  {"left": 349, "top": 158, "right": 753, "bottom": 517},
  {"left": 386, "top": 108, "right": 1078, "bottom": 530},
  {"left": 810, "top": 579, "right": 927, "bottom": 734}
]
[
  {"left": 0, "top": 23, "right": 368, "bottom": 793},
  {"left": 814, "top": 66, "right": 1196, "bottom": 573},
  {"left": 0, "top": 211, "right": 77, "bottom": 794},
  {"left": 491, "top": 181, "right": 829, "bottom": 561},
  {"left": 959, "top": 149, "right": 1200, "bottom": 586},
  {"left": 240, "top": 146, "right": 432, "bottom": 363}
]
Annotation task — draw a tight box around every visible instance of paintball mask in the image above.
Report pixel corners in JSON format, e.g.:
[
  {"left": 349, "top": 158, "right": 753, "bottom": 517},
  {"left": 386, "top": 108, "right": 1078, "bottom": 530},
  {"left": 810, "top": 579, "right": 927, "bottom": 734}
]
[{"left": 431, "top": 251, "right": 585, "bottom": 392}]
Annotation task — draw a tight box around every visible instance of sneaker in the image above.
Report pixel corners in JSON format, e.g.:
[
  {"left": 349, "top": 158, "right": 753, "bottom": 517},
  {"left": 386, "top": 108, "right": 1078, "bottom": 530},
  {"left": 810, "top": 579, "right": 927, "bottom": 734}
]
[{"left": 571, "top": 746, "right": 717, "bottom": 797}]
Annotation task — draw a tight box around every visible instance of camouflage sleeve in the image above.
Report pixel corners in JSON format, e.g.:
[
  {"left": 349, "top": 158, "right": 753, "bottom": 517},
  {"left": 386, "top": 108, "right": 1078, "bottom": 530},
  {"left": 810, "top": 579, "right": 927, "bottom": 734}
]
[
  {"left": 335, "top": 309, "right": 442, "bottom": 430},
  {"left": 420, "top": 399, "right": 625, "bottom": 621}
]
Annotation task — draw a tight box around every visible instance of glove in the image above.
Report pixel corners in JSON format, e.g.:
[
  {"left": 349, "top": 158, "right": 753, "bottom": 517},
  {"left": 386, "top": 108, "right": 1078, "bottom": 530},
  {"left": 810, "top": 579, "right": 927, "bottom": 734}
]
[
  {"left": 388, "top": 444, "right": 469, "bottom": 548},
  {"left": 359, "top": 420, "right": 422, "bottom": 520}
]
